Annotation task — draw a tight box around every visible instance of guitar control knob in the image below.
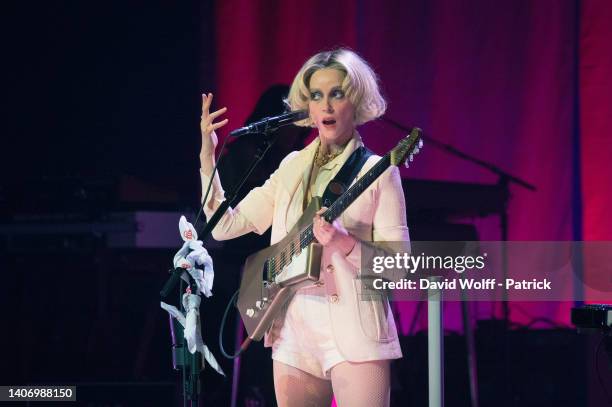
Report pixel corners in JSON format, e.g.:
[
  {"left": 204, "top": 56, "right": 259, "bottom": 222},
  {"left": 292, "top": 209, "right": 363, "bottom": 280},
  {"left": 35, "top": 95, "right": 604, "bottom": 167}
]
[
  {"left": 246, "top": 308, "right": 255, "bottom": 318},
  {"left": 256, "top": 300, "right": 265, "bottom": 309}
]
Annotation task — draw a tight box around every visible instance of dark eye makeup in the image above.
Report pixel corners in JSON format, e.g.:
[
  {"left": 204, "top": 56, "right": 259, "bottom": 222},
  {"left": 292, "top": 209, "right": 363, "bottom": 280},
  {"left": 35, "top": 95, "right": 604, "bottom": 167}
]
[
  {"left": 310, "top": 91, "right": 322, "bottom": 101},
  {"left": 309, "top": 87, "right": 345, "bottom": 101},
  {"left": 331, "top": 88, "right": 345, "bottom": 99}
]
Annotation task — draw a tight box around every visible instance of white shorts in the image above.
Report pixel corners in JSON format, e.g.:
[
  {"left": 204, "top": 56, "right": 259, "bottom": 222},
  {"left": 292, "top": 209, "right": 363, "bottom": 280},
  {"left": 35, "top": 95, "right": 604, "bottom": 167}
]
[{"left": 271, "top": 286, "right": 345, "bottom": 379}]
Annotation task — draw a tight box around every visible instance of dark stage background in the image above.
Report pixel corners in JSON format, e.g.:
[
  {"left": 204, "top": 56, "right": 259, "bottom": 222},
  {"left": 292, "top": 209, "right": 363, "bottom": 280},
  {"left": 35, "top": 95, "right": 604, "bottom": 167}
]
[{"left": 2, "top": 0, "right": 612, "bottom": 406}]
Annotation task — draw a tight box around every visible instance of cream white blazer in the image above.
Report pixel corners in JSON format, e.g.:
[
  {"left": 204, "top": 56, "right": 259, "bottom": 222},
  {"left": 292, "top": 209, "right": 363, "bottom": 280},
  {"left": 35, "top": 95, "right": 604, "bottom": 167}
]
[{"left": 200, "top": 134, "right": 410, "bottom": 361}]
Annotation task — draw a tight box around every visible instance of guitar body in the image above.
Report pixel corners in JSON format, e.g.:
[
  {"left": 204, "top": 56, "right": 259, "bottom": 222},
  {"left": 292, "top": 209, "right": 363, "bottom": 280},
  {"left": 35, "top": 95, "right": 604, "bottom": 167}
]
[{"left": 237, "top": 198, "right": 323, "bottom": 341}]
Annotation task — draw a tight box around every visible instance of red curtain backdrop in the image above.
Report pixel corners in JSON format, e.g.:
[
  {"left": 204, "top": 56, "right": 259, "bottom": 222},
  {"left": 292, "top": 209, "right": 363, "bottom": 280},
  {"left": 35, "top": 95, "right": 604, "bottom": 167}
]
[
  {"left": 212, "top": 0, "right": 612, "bottom": 328},
  {"left": 580, "top": 0, "right": 612, "bottom": 302}
]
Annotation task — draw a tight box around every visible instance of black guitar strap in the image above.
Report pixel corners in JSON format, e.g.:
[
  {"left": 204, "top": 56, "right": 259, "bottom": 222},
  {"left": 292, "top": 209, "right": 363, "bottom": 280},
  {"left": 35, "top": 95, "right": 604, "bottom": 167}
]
[{"left": 321, "top": 146, "right": 373, "bottom": 208}]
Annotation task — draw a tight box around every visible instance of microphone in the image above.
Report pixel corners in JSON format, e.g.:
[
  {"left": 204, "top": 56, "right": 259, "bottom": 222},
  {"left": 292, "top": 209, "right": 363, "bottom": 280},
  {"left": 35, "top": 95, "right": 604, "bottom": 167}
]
[{"left": 229, "top": 110, "right": 308, "bottom": 138}]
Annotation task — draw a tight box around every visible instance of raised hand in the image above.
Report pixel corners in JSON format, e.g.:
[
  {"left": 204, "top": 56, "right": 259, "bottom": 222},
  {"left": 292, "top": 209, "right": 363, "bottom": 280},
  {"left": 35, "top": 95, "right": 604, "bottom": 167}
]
[{"left": 200, "top": 92, "right": 228, "bottom": 158}]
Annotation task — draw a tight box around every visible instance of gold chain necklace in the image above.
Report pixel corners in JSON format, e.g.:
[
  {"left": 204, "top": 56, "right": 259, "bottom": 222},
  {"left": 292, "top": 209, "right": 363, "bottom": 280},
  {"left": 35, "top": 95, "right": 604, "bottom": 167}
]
[{"left": 314, "top": 144, "right": 344, "bottom": 167}]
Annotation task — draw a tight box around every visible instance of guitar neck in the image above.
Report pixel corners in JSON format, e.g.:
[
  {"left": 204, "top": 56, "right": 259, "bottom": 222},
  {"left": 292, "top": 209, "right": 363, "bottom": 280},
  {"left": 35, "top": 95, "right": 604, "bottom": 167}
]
[
  {"left": 272, "top": 128, "right": 422, "bottom": 279},
  {"left": 298, "top": 153, "right": 392, "bottom": 249},
  {"left": 325, "top": 153, "right": 391, "bottom": 222}
]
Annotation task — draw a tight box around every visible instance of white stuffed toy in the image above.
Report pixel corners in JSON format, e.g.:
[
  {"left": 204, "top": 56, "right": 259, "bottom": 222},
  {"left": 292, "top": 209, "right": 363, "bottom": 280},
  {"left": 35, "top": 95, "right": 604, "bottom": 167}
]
[{"left": 160, "top": 215, "right": 224, "bottom": 376}]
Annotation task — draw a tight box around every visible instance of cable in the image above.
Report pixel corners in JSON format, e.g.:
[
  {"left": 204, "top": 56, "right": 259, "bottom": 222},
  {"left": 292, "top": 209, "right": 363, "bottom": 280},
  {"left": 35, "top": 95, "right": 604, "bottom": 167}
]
[
  {"left": 219, "top": 288, "right": 245, "bottom": 359},
  {"left": 194, "top": 135, "right": 231, "bottom": 229}
]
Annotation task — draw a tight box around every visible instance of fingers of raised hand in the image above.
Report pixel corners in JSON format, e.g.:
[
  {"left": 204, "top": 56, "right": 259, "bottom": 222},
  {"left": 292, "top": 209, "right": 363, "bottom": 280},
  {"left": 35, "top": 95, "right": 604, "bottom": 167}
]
[
  {"left": 202, "top": 92, "right": 213, "bottom": 115},
  {"left": 209, "top": 106, "right": 227, "bottom": 121},
  {"left": 200, "top": 92, "right": 228, "bottom": 134},
  {"left": 203, "top": 107, "right": 228, "bottom": 130},
  {"left": 209, "top": 118, "right": 228, "bottom": 132}
]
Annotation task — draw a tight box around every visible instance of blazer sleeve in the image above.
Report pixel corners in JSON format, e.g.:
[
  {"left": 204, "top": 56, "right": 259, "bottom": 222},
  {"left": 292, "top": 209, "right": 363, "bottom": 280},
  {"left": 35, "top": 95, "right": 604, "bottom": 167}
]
[
  {"left": 371, "top": 166, "right": 410, "bottom": 243},
  {"left": 199, "top": 151, "right": 298, "bottom": 241},
  {"left": 345, "top": 165, "right": 411, "bottom": 275}
]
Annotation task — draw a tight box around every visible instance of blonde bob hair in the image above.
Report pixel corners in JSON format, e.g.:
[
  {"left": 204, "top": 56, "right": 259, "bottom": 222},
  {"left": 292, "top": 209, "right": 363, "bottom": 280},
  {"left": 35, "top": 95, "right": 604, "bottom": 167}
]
[{"left": 286, "top": 48, "right": 386, "bottom": 127}]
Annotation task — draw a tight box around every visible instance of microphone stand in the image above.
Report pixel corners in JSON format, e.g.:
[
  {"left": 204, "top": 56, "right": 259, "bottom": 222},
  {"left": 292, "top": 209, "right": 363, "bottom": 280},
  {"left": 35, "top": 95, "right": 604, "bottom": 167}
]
[
  {"left": 161, "top": 270, "right": 202, "bottom": 407},
  {"left": 160, "top": 122, "right": 280, "bottom": 406},
  {"left": 382, "top": 117, "right": 536, "bottom": 407}
]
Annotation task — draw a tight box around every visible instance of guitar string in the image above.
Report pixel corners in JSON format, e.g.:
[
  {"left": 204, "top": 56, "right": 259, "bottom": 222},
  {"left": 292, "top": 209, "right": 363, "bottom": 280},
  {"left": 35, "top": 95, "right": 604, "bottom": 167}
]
[
  {"left": 267, "top": 143, "right": 422, "bottom": 278},
  {"left": 268, "top": 153, "right": 401, "bottom": 277},
  {"left": 268, "top": 153, "right": 393, "bottom": 278},
  {"left": 267, "top": 134, "right": 418, "bottom": 277},
  {"left": 273, "top": 172, "right": 373, "bottom": 272},
  {"left": 267, "top": 138, "right": 417, "bottom": 278}
]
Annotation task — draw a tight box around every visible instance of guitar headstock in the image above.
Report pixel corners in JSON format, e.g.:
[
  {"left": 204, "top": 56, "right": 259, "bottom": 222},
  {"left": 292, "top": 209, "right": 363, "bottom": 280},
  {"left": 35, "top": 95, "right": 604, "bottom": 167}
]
[{"left": 389, "top": 127, "right": 424, "bottom": 168}]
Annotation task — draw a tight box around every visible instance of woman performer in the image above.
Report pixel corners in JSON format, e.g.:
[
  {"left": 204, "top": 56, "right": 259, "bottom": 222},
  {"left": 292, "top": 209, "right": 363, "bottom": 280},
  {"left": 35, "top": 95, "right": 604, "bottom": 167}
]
[{"left": 199, "top": 48, "right": 409, "bottom": 407}]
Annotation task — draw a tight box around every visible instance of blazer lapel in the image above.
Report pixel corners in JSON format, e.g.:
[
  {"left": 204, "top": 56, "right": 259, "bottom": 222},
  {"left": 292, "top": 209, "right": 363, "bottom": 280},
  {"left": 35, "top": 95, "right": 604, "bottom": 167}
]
[{"left": 278, "top": 139, "right": 319, "bottom": 233}]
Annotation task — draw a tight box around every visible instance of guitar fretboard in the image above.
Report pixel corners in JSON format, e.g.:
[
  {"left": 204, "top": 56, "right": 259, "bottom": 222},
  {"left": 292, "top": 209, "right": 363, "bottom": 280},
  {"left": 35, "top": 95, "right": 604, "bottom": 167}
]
[
  {"left": 268, "top": 153, "right": 392, "bottom": 278},
  {"left": 324, "top": 154, "right": 391, "bottom": 222},
  {"left": 266, "top": 128, "right": 422, "bottom": 280}
]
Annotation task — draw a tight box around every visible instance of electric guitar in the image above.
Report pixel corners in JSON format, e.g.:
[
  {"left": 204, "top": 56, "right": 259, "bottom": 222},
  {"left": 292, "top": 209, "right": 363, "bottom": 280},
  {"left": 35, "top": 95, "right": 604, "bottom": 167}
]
[{"left": 237, "top": 128, "right": 423, "bottom": 341}]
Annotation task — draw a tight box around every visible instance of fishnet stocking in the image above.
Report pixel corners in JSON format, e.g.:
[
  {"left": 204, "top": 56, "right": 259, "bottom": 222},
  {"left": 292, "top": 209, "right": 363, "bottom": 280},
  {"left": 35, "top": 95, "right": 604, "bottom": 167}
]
[
  {"left": 330, "top": 360, "right": 390, "bottom": 407},
  {"left": 273, "top": 360, "right": 333, "bottom": 407}
]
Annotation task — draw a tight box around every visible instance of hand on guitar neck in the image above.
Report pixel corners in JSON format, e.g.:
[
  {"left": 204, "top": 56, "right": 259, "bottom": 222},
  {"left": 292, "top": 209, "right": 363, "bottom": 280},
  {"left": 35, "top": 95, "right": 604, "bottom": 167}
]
[{"left": 312, "top": 206, "right": 357, "bottom": 255}]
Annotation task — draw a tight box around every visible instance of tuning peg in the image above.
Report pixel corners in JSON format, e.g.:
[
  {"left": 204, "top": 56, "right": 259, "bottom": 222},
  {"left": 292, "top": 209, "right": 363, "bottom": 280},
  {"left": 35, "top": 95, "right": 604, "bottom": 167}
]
[
  {"left": 409, "top": 154, "right": 414, "bottom": 162},
  {"left": 404, "top": 160, "right": 410, "bottom": 168},
  {"left": 413, "top": 147, "right": 420, "bottom": 154},
  {"left": 418, "top": 140, "right": 424, "bottom": 148}
]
